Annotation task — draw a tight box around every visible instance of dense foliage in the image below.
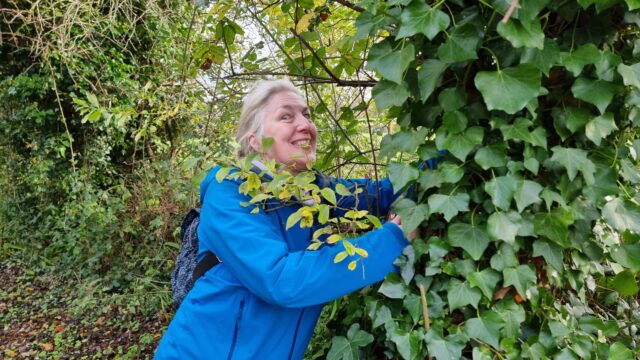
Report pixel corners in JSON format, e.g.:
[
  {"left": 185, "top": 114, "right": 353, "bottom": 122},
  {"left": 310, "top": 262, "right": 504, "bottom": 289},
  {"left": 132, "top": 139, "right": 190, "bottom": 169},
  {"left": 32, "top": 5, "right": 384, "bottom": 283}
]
[{"left": 2, "top": 0, "right": 640, "bottom": 358}]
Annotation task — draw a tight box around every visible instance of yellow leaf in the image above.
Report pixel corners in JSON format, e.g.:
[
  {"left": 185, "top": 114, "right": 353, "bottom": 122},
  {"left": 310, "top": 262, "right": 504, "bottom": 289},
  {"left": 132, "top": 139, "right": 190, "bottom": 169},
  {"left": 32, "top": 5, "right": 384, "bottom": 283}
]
[
  {"left": 307, "top": 241, "right": 323, "bottom": 250},
  {"left": 334, "top": 251, "right": 348, "bottom": 263},
  {"left": 355, "top": 248, "right": 369, "bottom": 258},
  {"left": 343, "top": 240, "right": 356, "bottom": 256},
  {"left": 327, "top": 234, "right": 342, "bottom": 244},
  {"left": 348, "top": 260, "right": 357, "bottom": 271},
  {"left": 296, "top": 13, "right": 314, "bottom": 34}
]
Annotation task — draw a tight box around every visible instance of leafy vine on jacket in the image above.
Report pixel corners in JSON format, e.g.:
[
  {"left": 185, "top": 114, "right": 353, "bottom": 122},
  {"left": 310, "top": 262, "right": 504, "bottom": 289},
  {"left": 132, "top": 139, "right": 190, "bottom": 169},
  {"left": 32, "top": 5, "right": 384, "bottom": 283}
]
[{"left": 155, "top": 165, "right": 409, "bottom": 359}]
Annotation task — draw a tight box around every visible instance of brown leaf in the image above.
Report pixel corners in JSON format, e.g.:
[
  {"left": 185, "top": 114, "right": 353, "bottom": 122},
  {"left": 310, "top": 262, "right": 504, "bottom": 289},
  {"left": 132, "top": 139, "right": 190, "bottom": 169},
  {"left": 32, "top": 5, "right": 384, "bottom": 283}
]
[
  {"left": 41, "top": 343, "right": 54, "bottom": 352},
  {"left": 493, "top": 286, "right": 513, "bottom": 301},
  {"left": 54, "top": 325, "right": 65, "bottom": 333}
]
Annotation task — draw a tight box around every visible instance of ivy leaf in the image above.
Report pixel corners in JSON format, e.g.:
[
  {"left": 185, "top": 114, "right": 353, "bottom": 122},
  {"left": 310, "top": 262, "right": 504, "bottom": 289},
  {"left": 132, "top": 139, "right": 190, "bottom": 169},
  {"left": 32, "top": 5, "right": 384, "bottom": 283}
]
[
  {"left": 487, "top": 211, "right": 521, "bottom": 244},
  {"left": 500, "top": 118, "right": 547, "bottom": 148},
  {"left": 388, "top": 163, "right": 419, "bottom": 191},
  {"left": 485, "top": 174, "right": 519, "bottom": 210},
  {"left": 448, "top": 223, "right": 490, "bottom": 260},
  {"left": 418, "top": 170, "right": 442, "bottom": 191},
  {"left": 438, "top": 23, "right": 481, "bottom": 64},
  {"left": 495, "top": 299, "right": 527, "bottom": 337},
  {"left": 474, "top": 64, "right": 542, "bottom": 114},
  {"left": 442, "top": 111, "right": 468, "bottom": 134},
  {"left": 465, "top": 311, "right": 504, "bottom": 349},
  {"left": 428, "top": 193, "right": 470, "bottom": 221},
  {"left": 490, "top": 243, "right": 520, "bottom": 271},
  {"left": 489, "top": 0, "right": 549, "bottom": 23},
  {"left": 550, "top": 146, "right": 596, "bottom": 184},
  {"left": 371, "top": 304, "right": 393, "bottom": 328},
  {"left": 474, "top": 144, "right": 507, "bottom": 170},
  {"left": 533, "top": 208, "right": 574, "bottom": 248},
  {"left": 379, "top": 274, "right": 409, "bottom": 299},
  {"left": 618, "top": 63, "right": 640, "bottom": 89},
  {"left": 442, "top": 126, "right": 484, "bottom": 161},
  {"left": 571, "top": 77, "right": 617, "bottom": 114},
  {"left": 425, "top": 332, "right": 465, "bottom": 360},
  {"left": 394, "top": 198, "right": 430, "bottom": 235},
  {"left": 610, "top": 270, "right": 639, "bottom": 296},
  {"left": 520, "top": 39, "right": 560, "bottom": 75},
  {"left": 372, "top": 80, "right": 410, "bottom": 111},
  {"left": 326, "top": 323, "right": 374, "bottom": 360},
  {"left": 561, "top": 44, "right": 600, "bottom": 76},
  {"left": 610, "top": 243, "right": 640, "bottom": 273},
  {"left": 532, "top": 240, "right": 564, "bottom": 272},
  {"left": 354, "top": 10, "right": 396, "bottom": 40},
  {"left": 514, "top": 179, "right": 543, "bottom": 212},
  {"left": 418, "top": 60, "right": 448, "bottom": 102},
  {"left": 396, "top": 1, "right": 450, "bottom": 40},
  {"left": 585, "top": 113, "right": 617, "bottom": 145},
  {"left": 621, "top": 158, "right": 640, "bottom": 184},
  {"left": 366, "top": 42, "right": 415, "bottom": 84},
  {"left": 602, "top": 197, "right": 640, "bottom": 234},
  {"left": 503, "top": 265, "right": 537, "bottom": 297},
  {"left": 439, "top": 163, "right": 464, "bottom": 183},
  {"left": 468, "top": 268, "right": 501, "bottom": 299},
  {"left": 403, "top": 294, "right": 423, "bottom": 324},
  {"left": 390, "top": 329, "right": 425, "bottom": 360},
  {"left": 380, "top": 128, "right": 429, "bottom": 159},
  {"left": 497, "top": 18, "right": 545, "bottom": 49},
  {"left": 609, "top": 342, "right": 634, "bottom": 360},
  {"left": 447, "top": 278, "right": 482, "bottom": 310}
]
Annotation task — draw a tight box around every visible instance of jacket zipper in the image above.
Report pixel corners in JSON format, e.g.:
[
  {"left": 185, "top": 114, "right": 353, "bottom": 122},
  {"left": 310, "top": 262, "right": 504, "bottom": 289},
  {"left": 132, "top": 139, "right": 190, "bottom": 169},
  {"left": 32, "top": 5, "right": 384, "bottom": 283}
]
[
  {"left": 287, "top": 308, "right": 306, "bottom": 360},
  {"left": 227, "top": 299, "right": 245, "bottom": 360}
]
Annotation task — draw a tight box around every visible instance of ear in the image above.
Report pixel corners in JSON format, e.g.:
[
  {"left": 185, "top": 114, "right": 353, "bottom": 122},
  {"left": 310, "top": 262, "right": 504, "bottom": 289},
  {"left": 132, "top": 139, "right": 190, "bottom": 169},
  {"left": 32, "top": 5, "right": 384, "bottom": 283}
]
[{"left": 248, "top": 133, "right": 262, "bottom": 152}]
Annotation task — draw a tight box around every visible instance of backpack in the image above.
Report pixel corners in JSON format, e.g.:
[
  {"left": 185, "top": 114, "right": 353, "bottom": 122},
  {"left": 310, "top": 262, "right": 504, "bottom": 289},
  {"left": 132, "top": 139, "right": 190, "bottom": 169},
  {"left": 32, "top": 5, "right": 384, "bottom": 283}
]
[{"left": 171, "top": 208, "right": 220, "bottom": 307}]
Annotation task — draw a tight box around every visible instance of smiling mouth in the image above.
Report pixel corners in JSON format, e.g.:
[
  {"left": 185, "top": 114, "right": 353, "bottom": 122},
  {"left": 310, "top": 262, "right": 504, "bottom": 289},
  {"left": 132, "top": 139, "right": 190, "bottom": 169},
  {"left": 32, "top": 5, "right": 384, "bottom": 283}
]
[{"left": 292, "top": 139, "right": 312, "bottom": 148}]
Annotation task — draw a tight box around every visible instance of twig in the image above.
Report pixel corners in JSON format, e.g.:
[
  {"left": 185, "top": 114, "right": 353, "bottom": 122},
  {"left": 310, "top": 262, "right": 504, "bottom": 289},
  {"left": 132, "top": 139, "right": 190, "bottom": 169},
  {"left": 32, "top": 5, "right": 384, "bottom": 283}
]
[
  {"left": 333, "top": 0, "right": 365, "bottom": 13},
  {"left": 419, "top": 284, "right": 430, "bottom": 332},
  {"left": 502, "top": 0, "right": 519, "bottom": 23}
]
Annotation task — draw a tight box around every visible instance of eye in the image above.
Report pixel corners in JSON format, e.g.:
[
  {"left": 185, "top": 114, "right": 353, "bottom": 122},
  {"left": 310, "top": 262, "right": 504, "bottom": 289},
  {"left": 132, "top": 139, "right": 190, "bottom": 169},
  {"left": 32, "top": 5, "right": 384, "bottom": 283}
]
[
  {"left": 303, "top": 112, "right": 311, "bottom": 119},
  {"left": 280, "top": 113, "right": 292, "bottom": 121}
]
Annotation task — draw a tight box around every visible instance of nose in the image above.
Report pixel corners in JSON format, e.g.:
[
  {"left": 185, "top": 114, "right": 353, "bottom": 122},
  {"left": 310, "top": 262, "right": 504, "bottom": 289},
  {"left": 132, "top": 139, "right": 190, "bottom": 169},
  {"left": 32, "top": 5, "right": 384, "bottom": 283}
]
[{"left": 295, "top": 113, "right": 314, "bottom": 132}]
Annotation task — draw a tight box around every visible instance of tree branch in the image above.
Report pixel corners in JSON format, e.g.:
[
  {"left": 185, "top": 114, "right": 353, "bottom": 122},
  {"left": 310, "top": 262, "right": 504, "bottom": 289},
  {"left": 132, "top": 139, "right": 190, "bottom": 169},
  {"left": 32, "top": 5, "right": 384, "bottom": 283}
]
[{"left": 333, "top": 0, "right": 364, "bottom": 13}]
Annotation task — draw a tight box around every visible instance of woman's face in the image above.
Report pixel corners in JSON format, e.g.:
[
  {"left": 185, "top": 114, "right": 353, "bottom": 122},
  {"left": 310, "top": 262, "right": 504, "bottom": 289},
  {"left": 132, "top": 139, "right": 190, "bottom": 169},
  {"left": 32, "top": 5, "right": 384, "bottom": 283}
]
[{"left": 250, "top": 91, "right": 317, "bottom": 173}]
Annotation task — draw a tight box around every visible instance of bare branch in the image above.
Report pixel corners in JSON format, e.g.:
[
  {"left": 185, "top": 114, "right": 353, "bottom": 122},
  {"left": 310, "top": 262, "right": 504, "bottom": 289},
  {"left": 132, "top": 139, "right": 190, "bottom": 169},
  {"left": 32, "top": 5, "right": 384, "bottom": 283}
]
[{"left": 332, "top": 0, "right": 365, "bottom": 13}]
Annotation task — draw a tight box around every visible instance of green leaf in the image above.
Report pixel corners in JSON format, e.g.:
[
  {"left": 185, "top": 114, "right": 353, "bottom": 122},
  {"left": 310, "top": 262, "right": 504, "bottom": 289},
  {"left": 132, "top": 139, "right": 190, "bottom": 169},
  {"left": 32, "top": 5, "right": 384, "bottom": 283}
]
[
  {"left": 485, "top": 174, "right": 519, "bottom": 210},
  {"left": 520, "top": 39, "right": 560, "bottom": 75},
  {"left": 403, "top": 294, "right": 423, "bottom": 324},
  {"left": 474, "top": 144, "right": 507, "bottom": 170},
  {"left": 474, "top": 64, "right": 542, "bottom": 114},
  {"left": 390, "top": 329, "right": 425, "bottom": 360},
  {"left": 497, "top": 18, "right": 545, "bottom": 49},
  {"left": 533, "top": 208, "right": 574, "bottom": 248},
  {"left": 442, "top": 126, "right": 484, "bottom": 161},
  {"left": 321, "top": 188, "right": 337, "bottom": 205},
  {"left": 585, "top": 113, "right": 617, "bottom": 145},
  {"left": 609, "top": 342, "right": 634, "bottom": 360},
  {"left": 447, "top": 278, "right": 482, "bottom": 310},
  {"left": 550, "top": 146, "right": 596, "bottom": 184},
  {"left": 366, "top": 42, "right": 415, "bottom": 84},
  {"left": 418, "top": 170, "right": 442, "bottom": 191},
  {"left": 396, "top": 1, "right": 450, "bottom": 40},
  {"left": 448, "top": 223, "right": 490, "bottom": 260},
  {"left": 395, "top": 198, "right": 429, "bottom": 235},
  {"left": 468, "top": 268, "right": 501, "bottom": 299},
  {"left": 552, "top": 107, "right": 592, "bottom": 136},
  {"left": 388, "top": 163, "right": 419, "bottom": 191},
  {"left": 326, "top": 323, "right": 374, "bottom": 360},
  {"left": 428, "top": 193, "right": 469, "bottom": 221},
  {"left": 490, "top": 243, "right": 519, "bottom": 271},
  {"left": 425, "top": 332, "right": 465, "bottom": 360},
  {"left": 610, "top": 243, "right": 640, "bottom": 273},
  {"left": 602, "top": 197, "right": 640, "bottom": 234},
  {"left": 465, "top": 311, "right": 504, "bottom": 349},
  {"left": 503, "top": 265, "right": 537, "bottom": 297},
  {"left": 372, "top": 304, "right": 393, "bottom": 328},
  {"left": 490, "top": 0, "right": 549, "bottom": 23},
  {"left": 379, "top": 275, "right": 409, "bottom": 299},
  {"left": 514, "top": 179, "right": 543, "bottom": 212},
  {"left": 571, "top": 77, "right": 617, "bottom": 114},
  {"left": 532, "top": 240, "right": 564, "bottom": 272},
  {"left": 438, "top": 87, "right": 467, "bottom": 112},
  {"left": 495, "top": 299, "right": 526, "bottom": 337},
  {"left": 286, "top": 210, "right": 303, "bottom": 230},
  {"left": 372, "top": 81, "right": 411, "bottom": 110},
  {"left": 380, "top": 128, "right": 429, "bottom": 158},
  {"left": 500, "top": 118, "right": 547, "bottom": 148},
  {"left": 618, "top": 63, "right": 640, "bottom": 89},
  {"left": 318, "top": 204, "right": 330, "bottom": 224},
  {"left": 610, "top": 270, "right": 639, "bottom": 296},
  {"left": 487, "top": 211, "right": 521, "bottom": 244},
  {"left": 418, "top": 60, "right": 448, "bottom": 102},
  {"left": 442, "top": 111, "right": 468, "bottom": 134},
  {"left": 354, "top": 10, "right": 395, "bottom": 40},
  {"left": 561, "top": 44, "right": 600, "bottom": 76},
  {"left": 438, "top": 23, "right": 481, "bottom": 64}
]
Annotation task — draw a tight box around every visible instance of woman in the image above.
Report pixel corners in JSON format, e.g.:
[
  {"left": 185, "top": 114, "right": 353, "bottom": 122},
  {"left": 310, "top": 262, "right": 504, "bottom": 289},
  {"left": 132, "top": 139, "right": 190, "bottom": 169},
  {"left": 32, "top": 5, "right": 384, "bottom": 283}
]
[{"left": 155, "top": 79, "right": 415, "bottom": 359}]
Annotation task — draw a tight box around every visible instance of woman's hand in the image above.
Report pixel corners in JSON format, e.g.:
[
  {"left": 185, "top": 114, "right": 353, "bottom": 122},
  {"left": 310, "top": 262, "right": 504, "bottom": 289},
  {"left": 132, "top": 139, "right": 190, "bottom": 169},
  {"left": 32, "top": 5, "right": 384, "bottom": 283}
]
[{"left": 388, "top": 212, "right": 418, "bottom": 242}]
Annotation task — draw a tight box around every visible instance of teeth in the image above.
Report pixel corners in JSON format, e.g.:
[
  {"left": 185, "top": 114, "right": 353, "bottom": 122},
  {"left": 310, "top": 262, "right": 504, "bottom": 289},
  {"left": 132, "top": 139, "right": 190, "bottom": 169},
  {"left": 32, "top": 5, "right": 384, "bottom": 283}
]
[{"left": 293, "top": 140, "right": 310, "bottom": 148}]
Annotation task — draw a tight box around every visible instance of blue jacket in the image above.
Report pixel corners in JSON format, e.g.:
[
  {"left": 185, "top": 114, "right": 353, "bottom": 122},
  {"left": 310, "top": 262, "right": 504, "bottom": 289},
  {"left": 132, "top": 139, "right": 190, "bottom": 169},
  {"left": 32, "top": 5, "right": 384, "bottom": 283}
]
[{"left": 155, "top": 166, "right": 408, "bottom": 359}]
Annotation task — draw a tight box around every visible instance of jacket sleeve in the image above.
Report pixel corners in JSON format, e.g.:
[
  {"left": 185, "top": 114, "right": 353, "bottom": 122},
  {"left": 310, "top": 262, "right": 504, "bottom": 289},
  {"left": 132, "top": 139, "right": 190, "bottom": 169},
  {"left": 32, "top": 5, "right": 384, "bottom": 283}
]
[
  {"left": 329, "top": 177, "right": 398, "bottom": 217},
  {"left": 198, "top": 177, "right": 409, "bottom": 308}
]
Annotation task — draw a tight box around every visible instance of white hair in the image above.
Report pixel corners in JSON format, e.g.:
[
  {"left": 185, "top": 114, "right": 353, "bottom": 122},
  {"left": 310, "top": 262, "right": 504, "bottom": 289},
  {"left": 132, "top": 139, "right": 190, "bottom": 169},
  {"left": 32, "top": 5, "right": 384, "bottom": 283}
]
[{"left": 236, "top": 79, "right": 304, "bottom": 158}]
